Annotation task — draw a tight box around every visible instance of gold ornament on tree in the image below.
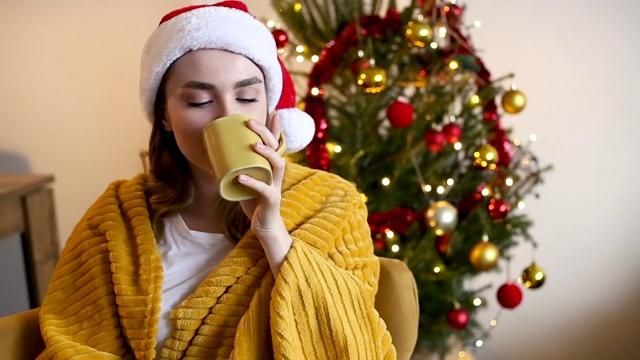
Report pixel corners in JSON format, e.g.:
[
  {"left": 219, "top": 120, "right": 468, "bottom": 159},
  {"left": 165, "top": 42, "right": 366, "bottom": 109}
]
[
  {"left": 521, "top": 263, "right": 546, "bottom": 289},
  {"left": 425, "top": 200, "right": 458, "bottom": 236},
  {"left": 469, "top": 240, "right": 500, "bottom": 271},
  {"left": 501, "top": 89, "right": 527, "bottom": 114},
  {"left": 404, "top": 20, "right": 433, "bottom": 47},
  {"left": 473, "top": 143, "right": 499, "bottom": 169},
  {"left": 357, "top": 65, "right": 387, "bottom": 93}
]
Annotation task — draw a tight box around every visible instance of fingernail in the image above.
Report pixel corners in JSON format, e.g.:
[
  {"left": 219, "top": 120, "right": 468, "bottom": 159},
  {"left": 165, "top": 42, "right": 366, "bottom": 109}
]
[{"left": 256, "top": 143, "right": 265, "bottom": 150}]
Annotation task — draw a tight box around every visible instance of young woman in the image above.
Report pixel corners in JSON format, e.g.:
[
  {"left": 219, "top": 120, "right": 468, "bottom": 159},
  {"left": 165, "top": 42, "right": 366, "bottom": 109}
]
[{"left": 37, "top": 2, "right": 396, "bottom": 359}]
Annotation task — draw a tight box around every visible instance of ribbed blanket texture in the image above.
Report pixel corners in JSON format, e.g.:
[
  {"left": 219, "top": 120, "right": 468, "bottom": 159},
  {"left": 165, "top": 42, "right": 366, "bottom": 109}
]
[{"left": 37, "top": 162, "right": 396, "bottom": 359}]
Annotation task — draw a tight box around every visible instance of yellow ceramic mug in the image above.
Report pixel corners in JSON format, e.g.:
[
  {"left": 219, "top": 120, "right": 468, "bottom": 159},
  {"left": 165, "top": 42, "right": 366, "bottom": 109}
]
[{"left": 202, "top": 113, "right": 286, "bottom": 201}]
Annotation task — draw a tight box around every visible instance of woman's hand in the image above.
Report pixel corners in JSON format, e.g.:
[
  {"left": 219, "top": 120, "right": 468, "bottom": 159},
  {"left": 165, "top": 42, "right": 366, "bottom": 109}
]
[{"left": 236, "top": 113, "right": 292, "bottom": 275}]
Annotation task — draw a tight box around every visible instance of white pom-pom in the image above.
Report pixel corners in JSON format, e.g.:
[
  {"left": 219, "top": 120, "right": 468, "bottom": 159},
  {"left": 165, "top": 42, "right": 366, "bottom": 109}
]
[{"left": 277, "top": 108, "right": 315, "bottom": 153}]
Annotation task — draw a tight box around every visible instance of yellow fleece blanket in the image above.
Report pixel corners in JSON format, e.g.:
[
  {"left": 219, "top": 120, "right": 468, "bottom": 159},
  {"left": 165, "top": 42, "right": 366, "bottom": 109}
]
[{"left": 37, "top": 162, "right": 396, "bottom": 359}]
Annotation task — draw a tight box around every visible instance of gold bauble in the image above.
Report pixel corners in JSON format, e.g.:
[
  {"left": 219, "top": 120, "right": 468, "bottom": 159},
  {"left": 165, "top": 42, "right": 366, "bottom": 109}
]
[
  {"left": 501, "top": 89, "right": 527, "bottom": 114},
  {"left": 473, "top": 144, "right": 499, "bottom": 169},
  {"left": 425, "top": 200, "right": 458, "bottom": 236},
  {"left": 404, "top": 20, "right": 433, "bottom": 48},
  {"left": 357, "top": 67, "right": 387, "bottom": 93},
  {"left": 469, "top": 241, "right": 500, "bottom": 271},
  {"left": 521, "top": 263, "right": 546, "bottom": 289}
]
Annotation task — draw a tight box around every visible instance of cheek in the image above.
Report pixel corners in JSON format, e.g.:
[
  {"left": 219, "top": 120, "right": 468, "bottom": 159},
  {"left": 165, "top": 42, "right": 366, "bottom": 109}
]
[{"left": 165, "top": 107, "right": 210, "bottom": 159}]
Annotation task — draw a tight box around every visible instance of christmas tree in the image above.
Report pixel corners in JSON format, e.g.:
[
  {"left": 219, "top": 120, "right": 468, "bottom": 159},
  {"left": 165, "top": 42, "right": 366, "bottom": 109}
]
[{"left": 270, "top": 0, "right": 550, "bottom": 357}]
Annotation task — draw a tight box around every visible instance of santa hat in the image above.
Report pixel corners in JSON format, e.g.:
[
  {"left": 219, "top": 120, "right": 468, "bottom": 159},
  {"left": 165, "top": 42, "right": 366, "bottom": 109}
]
[{"left": 139, "top": 1, "right": 315, "bottom": 153}]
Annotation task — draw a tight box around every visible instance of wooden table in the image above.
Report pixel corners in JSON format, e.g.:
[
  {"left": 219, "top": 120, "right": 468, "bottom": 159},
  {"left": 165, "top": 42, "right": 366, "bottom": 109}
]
[{"left": 0, "top": 174, "right": 59, "bottom": 308}]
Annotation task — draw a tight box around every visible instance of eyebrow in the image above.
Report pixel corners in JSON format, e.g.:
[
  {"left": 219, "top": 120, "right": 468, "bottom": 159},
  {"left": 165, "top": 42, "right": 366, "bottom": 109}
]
[
  {"left": 180, "top": 77, "right": 263, "bottom": 91},
  {"left": 234, "top": 76, "right": 263, "bottom": 89}
]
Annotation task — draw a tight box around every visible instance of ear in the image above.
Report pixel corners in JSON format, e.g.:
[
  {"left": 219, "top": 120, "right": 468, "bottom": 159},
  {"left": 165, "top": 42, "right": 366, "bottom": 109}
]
[{"left": 161, "top": 112, "right": 173, "bottom": 132}]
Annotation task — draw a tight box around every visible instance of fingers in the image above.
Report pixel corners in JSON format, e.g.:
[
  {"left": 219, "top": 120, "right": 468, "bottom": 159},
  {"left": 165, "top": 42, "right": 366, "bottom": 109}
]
[
  {"left": 268, "top": 113, "right": 281, "bottom": 140},
  {"left": 246, "top": 113, "right": 281, "bottom": 151},
  {"left": 253, "top": 142, "right": 285, "bottom": 172}
]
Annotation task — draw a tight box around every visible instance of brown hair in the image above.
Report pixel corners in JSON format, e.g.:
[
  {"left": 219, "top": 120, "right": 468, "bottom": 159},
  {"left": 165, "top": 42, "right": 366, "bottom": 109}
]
[{"left": 146, "top": 78, "right": 250, "bottom": 242}]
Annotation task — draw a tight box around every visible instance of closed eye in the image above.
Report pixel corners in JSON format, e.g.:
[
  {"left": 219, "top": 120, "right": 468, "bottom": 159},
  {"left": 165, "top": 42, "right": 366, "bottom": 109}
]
[
  {"left": 238, "top": 98, "right": 258, "bottom": 103},
  {"left": 188, "top": 100, "right": 212, "bottom": 107}
]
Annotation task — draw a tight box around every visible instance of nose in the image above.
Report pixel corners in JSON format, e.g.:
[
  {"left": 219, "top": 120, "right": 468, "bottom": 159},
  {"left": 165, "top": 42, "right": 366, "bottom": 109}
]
[{"left": 214, "top": 97, "right": 242, "bottom": 119}]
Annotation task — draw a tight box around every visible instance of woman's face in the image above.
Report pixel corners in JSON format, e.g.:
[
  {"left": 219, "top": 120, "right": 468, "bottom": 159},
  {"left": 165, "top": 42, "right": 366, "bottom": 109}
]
[{"left": 161, "top": 49, "right": 269, "bottom": 175}]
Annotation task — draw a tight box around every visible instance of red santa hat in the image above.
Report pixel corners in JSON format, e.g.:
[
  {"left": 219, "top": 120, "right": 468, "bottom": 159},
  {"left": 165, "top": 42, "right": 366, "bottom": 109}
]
[{"left": 140, "top": 1, "right": 315, "bottom": 153}]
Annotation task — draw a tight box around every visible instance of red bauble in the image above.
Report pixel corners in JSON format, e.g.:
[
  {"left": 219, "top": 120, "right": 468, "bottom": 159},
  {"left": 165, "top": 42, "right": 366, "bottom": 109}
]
[
  {"left": 446, "top": 308, "right": 469, "bottom": 330},
  {"left": 350, "top": 58, "right": 371, "bottom": 74},
  {"left": 442, "top": 123, "right": 462, "bottom": 144},
  {"left": 272, "top": 29, "right": 289, "bottom": 50},
  {"left": 497, "top": 282, "right": 523, "bottom": 309},
  {"left": 373, "top": 238, "right": 386, "bottom": 251},
  {"left": 424, "top": 130, "right": 445, "bottom": 152},
  {"left": 435, "top": 234, "right": 452, "bottom": 256},
  {"left": 487, "top": 198, "right": 510, "bottom": 221},
  {"left": 386, "top": 100, "right": 414, "bottom": 128}
]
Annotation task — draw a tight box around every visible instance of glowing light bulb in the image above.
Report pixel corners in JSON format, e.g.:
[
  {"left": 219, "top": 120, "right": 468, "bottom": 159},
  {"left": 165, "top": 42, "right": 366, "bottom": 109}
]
[
  {"left": 310, "top": 87, "right": 321, "bottom": 96},
  {"left": 473, "top": 20, "right": 482, "bottom": 28},
  {"left": 437, "top": 25, "right": 447, "bottom": 38},
  {"left": 530, "top": 133, "right": 538, "bottom": 142},
  {"left": 266, "top": 20, "right": 276, "bottom": 28},
  {"left": 454, "top": 142, "right": 462, "bottom": 150},
  {"left": 505, "top": 177, "right": 514, "bottom": 186},
  {"left": 447, "top": 178, "right": 454, "bottom": 186},
  {"left": 490, "top": 319, "right": 498, "bottom": 327},
  {"left": 295, "top": 45, "right": 305, "bottom": 53},
  {"left": 391, "top": 244, "right": 400, "bottom": 253},
  {"left": 449, "top": 60, "right": 459, "bottom": 70},
  {"left": 518, "top": 201, "right": 526, "bottom": 209},
  {"left": 296, "top": 55, "right": 304, "bottom": 63},
  {"left": 311, "top": 55, "right": 319, "bottom": 63},
  {"left": 385, "top": 230, "right": 395, "bottom": 239},
  {"left": 473, "top": 297, "right": 482, "bottom": 306},
  {"left": 381, "top": 177, "right": 391, "bottom": 186},
  {"left": 436, "top": 186, "right": 445, "bottom": 194},
  {"left": 433, "top": 266, "right": 441, "bottom": 273},
  {"left": 470, "top": 95, "right": 481, "bottom": 105},
  {"left": 430, "top": 42, "right": 438, "bottom": 49},
  {"left": 424, "top": 184, "right": 432, "bottom": 192},
  {"left": 293, "top": 3, "right": 302, "bottom": 11},
  {"left": 475, "top": 340, "right": 484, "bottom": 347}
]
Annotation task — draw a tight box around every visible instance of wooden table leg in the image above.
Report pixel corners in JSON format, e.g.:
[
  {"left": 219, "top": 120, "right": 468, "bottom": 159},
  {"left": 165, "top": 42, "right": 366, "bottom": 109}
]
[{"left": 21, "top": 188, "right": 59, "bottom": 307}]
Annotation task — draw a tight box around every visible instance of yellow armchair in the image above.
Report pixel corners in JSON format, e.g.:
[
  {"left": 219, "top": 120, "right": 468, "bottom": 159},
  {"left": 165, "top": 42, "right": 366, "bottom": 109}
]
[{"left": 0, "top": 257, "right": 418, "bottom": 359}]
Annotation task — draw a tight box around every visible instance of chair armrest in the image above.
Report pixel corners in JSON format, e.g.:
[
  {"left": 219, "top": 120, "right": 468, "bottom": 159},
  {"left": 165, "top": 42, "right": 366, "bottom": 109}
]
[
  {"left": 375, "top": 257, "right": 419, "bottom": 360},
  {"left": 0, "top": 308, "right": 44, "bottom": 359}
]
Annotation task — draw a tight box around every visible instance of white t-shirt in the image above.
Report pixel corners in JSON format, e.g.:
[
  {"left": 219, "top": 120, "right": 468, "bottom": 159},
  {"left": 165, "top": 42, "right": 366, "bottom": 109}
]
[{"left": 155, "top": 214, "right": 235, "bottom": 353}]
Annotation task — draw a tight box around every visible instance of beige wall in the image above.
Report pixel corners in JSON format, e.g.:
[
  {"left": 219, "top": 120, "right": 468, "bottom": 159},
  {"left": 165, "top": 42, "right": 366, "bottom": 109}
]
[
  {"left": 1, "top": 0, "right": 639, "bottom": 359},
  {"left": 0, "top": 0, "right": 186, "bottom": 242}
]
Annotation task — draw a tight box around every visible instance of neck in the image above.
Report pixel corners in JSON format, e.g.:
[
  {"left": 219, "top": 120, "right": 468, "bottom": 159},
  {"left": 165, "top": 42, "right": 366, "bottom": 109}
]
[{"left": 181, "top": 165, "right": 225, "bottom": 233}]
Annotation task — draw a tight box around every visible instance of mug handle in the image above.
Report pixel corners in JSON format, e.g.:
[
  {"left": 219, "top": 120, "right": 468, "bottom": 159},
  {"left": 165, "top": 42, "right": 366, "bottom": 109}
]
[{"left": 275, "top": 131, "right": 287, "bottom": 156}]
